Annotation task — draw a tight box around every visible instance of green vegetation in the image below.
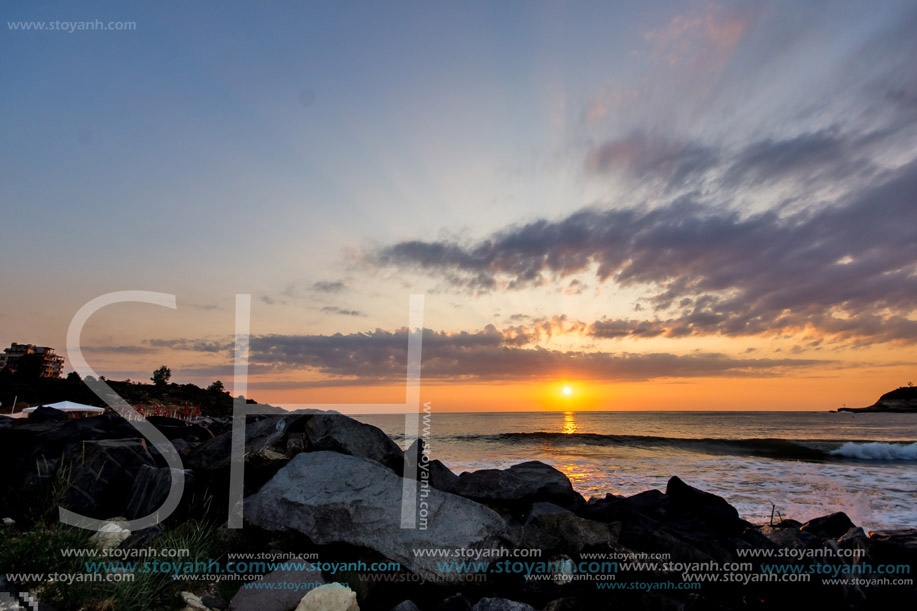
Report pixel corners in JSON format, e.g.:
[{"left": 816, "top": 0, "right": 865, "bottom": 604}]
[
  {"left": 151, "top": 365, "right": 172, "bottom": 387},
  {"left": 0, "top": 368, "right": 236, "bottom": 417},
  {"left": 0, "top": 519, "right": 238, "bottom": 610}
]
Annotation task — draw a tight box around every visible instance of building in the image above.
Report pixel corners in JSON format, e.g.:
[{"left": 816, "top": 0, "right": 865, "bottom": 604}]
[{"left": 0, "top": 343, "right": 65, "bottom": 378}]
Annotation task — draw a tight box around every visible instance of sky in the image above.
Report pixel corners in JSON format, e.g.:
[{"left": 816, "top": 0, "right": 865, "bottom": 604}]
[{"left": 1, "top": 0, "right": 915, "bottom": 412}]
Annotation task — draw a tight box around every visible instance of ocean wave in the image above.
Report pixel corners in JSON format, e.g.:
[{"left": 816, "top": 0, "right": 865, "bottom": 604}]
[
  {"left": 448, "top": 432, "right": 917, "bottom": 463},
  {"left": 829, "top": 441, "right": 917, "bottom": 460}
]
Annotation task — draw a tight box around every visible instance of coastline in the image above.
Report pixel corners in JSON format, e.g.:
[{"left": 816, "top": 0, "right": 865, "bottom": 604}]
[{"left": 2, "top": 410, "right": 915, "bottom": 610}]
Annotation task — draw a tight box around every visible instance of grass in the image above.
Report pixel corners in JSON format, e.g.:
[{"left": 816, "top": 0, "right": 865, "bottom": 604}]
[{"left": 0, "top": 518, "right": 239, "bottom": 610}]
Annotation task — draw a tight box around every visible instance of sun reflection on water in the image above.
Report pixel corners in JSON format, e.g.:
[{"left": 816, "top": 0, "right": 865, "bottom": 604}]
[{"left": 562, "top": 411, "right": 577, "bottom": 435}]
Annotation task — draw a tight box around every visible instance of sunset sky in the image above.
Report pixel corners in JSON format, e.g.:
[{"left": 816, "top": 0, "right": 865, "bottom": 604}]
[{"left": 2, "top": 1, "right": 916, "bottom": 411}]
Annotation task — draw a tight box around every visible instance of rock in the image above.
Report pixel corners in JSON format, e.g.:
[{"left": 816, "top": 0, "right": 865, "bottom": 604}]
[
  {"left": 145, "top": 416, "right": 214, "bottom": 442},
  {"left": 201, "top": 596, "right": 228, "bottom": 610},
  {"left": 801, "top": 512, "right": 855, "bottom": 539},
  {"left": 451, "top": 462, "right": 580, "bottom": 513},
  {"left": 613, "top": 509, "right": 717, "bottom": 563},
  {"left": 867, "top": 529, "right": 917, "bottom": 566},
  {"left": 838, "top": 527, "right": 868, "bottom": 553},
  {"left": 295, "top": 584, "right": 359, "bottom": 611},
  {"left": 775, "top": 519, "right": 802, "bottom": 529},
  {"left": 304, "top": 414, "right": 404, "bottom": 472},
  {"left": 664, "top": 476, "right": 745, "bottom": 537},
  {"left": 244, "top": 451, "right": 510, "bottom": 581},
  {"left": 523, "top": 502, "right": 618, "bottom": 555},
  {"left": 229, "top": 556, "right": 323, "bottom": 611},
  {"left": 759, "top": 525, "right": 818, "bottom": 549},
  {"left": 186, "top": 413, "right": 405, "bottom": 501},
  {"left": 404, "top": 439, "right": 460, "bottom": 493},
  {"left": 180, "top": 591, "right": 209, "bottom": 610},
  {"left": 126, "top": 465, "right": 192, "bottom": 520},
  {"left": 88, "top": 519, "right": 131, "bottom": 549},
  {"left": 59, "top": 439, "right": 159, "bottom": 518},
  {"left": 578, "top": 489, "right": 666, "bottom": 522},
  {"left": 471, "top": 599, "right": 535, "bottom": 611},
  {"left": 542, "top": 599, "right": 580, "bottom": 611},
  {"left": 390, "top": 601, "right": 422, "bottom": 611},
  {"left": 28, "top": 406, "right": 68, "bottom": 422},
  {"left": 435, "top": 594, "right": 472, "bottom": 611}
]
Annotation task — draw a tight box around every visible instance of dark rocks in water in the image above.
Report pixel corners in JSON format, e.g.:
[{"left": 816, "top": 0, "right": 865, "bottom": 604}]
[
  {"left": 867, "top": 529, "right": 917, "bottom": 565},
  {"left": 758, "top": 525, "right": 819, "bottom": 549},
  {"left": 522, "top": 502, "right": 619, "bottom": 556},
  {"left": 450, "top": 461, "right": 583, "bottom": 515},
  {"left": 244, "top": 451, "right": 510, "bottom": 581},
  {"left": 2, "top": 405, "right": 914, "bottom": 611},
  {"left": 577, "top": 478, "right": 746, "bottom": 562},
  {"left": 801, "top": 512, "right": 855, "bottom": 539},
  {"left": 664, "top": 476, "right": 746, "bottom": 537},
  {"left": 404, "top": 438, "right": 460, "bottom": 494}
]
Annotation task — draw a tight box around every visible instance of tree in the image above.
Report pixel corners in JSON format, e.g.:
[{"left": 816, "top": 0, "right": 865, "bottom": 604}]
[
  {"left": 151, "top": 365, "right": 172, "bottom": 386},
  {"left": 207, "top": 380, "right": 225, "bottom": 393},
  {"left": 66, "top": 371, "right": 81, "bottom": 382}
]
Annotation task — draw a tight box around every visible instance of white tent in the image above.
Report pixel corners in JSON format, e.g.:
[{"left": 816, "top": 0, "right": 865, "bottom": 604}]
[{"left": 22, "top": 401, "right": 105, "bottom": 414}]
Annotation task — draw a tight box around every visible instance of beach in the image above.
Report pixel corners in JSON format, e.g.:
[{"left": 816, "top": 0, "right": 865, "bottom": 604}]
[{"left": 360, "top": 411, "right": 917, "bottom": 531}]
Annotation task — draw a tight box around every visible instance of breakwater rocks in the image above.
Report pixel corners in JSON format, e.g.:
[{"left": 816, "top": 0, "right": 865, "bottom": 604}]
[{"left": 1, "top": 410, "right": 915, "bottom": 610}]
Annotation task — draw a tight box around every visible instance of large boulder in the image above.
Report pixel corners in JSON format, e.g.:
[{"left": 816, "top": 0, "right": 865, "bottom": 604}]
[
  {"left": 58, "top": 438, "right": 159, "bottom": 518},
  {"left": 229, "top": 556, "right": 323, "bottom": 611},
  {"left": 471, "top": 599, "right": 535, "bottom": 611},
  {"left": 404, "top": 439, "right": 459, "bottom": 493},
  {"left": 522, "top": 502, "right": 618, "bottom": 555},
  {"left": 303, "top": 414, "right": 404, "bottom": 472},
  {"left": 451, "top": 462, "right": 581, "bottom": 514},
  {"left": 145, "top": 416, "right": 214, "bottom": 443},
  {"left": 663, "top": 476, "right": 746, "bottom": 537},
  {"left": 801, "top": 512, "right": 855, "bottom": 539},
  {"left": 244, "top": 451, "right": 511, "bottom": 581},
  {"left": 186, "top": 414, "right": 405, "bottom": 520},
  {"left": 28, "top": 406, "right": 69, "bottom": 422},
  {"left": 127, "top": 465, "right": 193, "bottom": 520},
  {"left": 295, "top": 584, "right": 359, "bottom": 611},
  {"left": 186, "top": 413, "right": 404, "bottom": 479}
]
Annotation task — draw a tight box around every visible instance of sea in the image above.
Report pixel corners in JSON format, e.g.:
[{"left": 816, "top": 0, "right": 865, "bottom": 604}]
[{"left": 355, "top": 411, "right": 917, "bottom": 532}]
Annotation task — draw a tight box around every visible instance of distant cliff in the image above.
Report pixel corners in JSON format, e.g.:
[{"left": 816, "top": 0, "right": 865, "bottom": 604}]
[{"left": 838, "top": 386, "right": 917, "bottom": 413}]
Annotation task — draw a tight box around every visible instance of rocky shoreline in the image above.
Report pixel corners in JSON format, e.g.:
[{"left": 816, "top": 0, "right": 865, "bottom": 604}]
[
  {"left": 837, "top": 386, "right": 917, "bottom": 413},
  {"left": 1, "top": 408, "right": 915, "bottom": 610}
]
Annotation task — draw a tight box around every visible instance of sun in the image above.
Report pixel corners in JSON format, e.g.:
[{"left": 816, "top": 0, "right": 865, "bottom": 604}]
[{"left": 563, "top": 386, "right": 572, "bottom": 396}]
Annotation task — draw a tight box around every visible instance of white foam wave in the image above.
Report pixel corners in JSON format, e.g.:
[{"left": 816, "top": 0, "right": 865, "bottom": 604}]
[{"left": 830, "top": 442, "right": 917, "bottom": 460}]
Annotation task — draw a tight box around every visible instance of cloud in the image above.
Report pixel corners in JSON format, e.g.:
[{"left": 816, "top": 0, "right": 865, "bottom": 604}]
[
  {"left": 585, "top": 132, "right": 719, "bottom": 187},
  {"left": 312, "top": 281, "right": 347, "bottom": 293},
  {"left": 722, "top": 129, "right": 872, "bottom": 187},
  {"left": 644, "top": 6, "right": 750, "bottom": 72},
  {"left": 321, "top": 306, "right": 366, "bottom": 317},
  {"left": 368, "top": 158, "right": 917, "bottom": 344},
  {"left": 122, "top": 322, "right": 831, "bottom": 384},
  {"left": 242, "top": 327, "right": 828, "bottom": 383}
]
